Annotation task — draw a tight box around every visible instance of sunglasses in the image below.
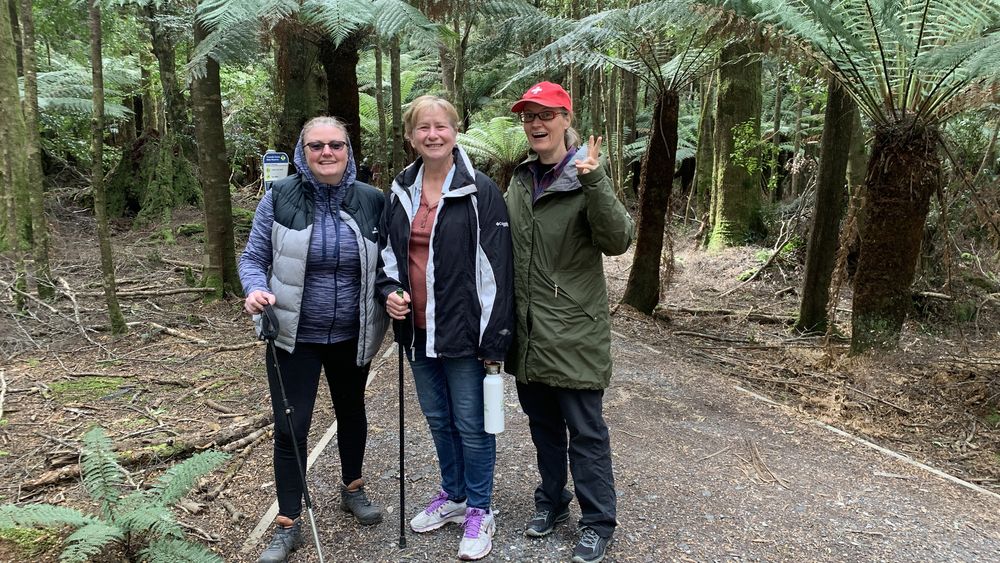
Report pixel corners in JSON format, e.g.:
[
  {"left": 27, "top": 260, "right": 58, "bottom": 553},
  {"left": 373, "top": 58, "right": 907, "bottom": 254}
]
[
  {"left": 305, "top": 140, "right": 347, "bottom": 152},
  {"left": 518, "top": 110, "right": 567, "bottom": 123}
]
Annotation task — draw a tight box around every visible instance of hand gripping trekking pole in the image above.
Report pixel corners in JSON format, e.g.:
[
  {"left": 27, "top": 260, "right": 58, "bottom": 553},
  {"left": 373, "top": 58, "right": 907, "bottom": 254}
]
[
  {"left": 395, "top": 289, "right": 407, "bottom": 549},
  {"left": 260, "top": 305, "right": 325, "bottom": 563}
]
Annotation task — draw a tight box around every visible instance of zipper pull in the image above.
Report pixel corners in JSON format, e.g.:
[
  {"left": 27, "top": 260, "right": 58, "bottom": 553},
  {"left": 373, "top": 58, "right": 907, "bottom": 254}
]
[{"left": 554, "top": 284, "right": 559, "bottom": 298}]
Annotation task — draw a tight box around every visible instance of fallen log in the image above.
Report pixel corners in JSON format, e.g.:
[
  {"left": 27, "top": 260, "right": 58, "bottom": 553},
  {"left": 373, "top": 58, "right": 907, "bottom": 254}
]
[{"left": 20, "top": 413, "right": 273, "bottom": 491}]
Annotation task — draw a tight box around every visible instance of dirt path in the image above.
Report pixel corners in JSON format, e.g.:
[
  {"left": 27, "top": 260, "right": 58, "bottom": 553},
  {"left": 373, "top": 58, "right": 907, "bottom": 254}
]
[{"left": 216, "top": 324, "right": 1000, "bottom": 562}]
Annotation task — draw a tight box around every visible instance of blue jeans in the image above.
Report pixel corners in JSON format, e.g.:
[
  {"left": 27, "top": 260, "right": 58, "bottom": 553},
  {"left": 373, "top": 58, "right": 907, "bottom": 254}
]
[{"left": 410, "top": 330, "right": 496, "bottom": 510}]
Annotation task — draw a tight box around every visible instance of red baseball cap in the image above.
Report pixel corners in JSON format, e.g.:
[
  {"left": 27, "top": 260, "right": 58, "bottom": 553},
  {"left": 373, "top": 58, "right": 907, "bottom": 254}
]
[{"left": 511, "top": 81, "right": 572, "bottom": 113}]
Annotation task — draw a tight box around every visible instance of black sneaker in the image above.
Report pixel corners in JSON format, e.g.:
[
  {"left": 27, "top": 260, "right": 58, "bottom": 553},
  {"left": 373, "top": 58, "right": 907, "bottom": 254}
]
[
  {"left": 525, "top": 505, "right": 570, "bottom": 537},
  {"left": 257, "top": 520, "right": 303, "bottom": 563},
  {"left": 571, "top": 526, "right": 610, "bottom": 563}
]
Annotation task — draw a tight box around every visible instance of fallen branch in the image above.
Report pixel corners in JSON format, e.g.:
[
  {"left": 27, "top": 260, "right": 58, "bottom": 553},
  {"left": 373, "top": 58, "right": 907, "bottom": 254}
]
[
  {"left": 205, "top": 399, "right": 235, "bottom": 415},
  {"left": 20, "top": 413, "right": 273, "bottom": 491},
  {"left": 673, "top": 331, "right": 751, "bottom": 344},
  {"left": 0, "top": 369, "right": 6, "bottom": 420},
  {"left": 657, "top": 306, "right": 795, "bottom": 325}
]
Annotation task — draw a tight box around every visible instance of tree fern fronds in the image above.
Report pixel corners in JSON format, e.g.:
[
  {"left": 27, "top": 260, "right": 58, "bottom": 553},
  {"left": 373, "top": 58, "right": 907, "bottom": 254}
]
[
  {"left": 39, "top": 98, "right": 132, "bottom": 120},
  {"left": 141, "top": 538, "right": 224, "bottom": 563},
  {"left": 80, "top": 427, "right": 124, "bottom": 520},
  {"left": 457, "top": 116, "right": 528, "bottom": 167},
  {"left": 300, "top": 0, "right": 372, "bottom": 46},
  {"left": 0, "top": 504, "right": 94, "bottom": 529},
  {"left": 255, "top": 0, "right": 302, "bottom": 29},
  {"left": 372, "top": 0, "right": 436, "bottom": 41},
  {"left": 117, "top": 505, "right": 183, "bottom": 539},
  {"left": 60, "top": 522, "right": 123, "bottom": 563},
  {"left": 187, "top": 21, "right": 264, "bottom": 82},
  {"left": 151, "top": 450, "right": 229, "bottom": 506}
]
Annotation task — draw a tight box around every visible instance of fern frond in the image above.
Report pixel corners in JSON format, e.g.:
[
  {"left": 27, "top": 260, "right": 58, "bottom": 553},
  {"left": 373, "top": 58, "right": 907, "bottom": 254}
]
[
  {"left": 117, "top": 504, "right": 183, "bottom": 539},
  {"left": 301, "top": 0, "right": 373, "bottom": 46},
  {"left": 80, "top": 427, "right": 124, "bottom": 519},
  {"left": 372, "top": 0, "right": 436, "bottom": 41},
  {"left": 0, "top": 504, "right": 94, "bottom": 529},
  {"left": 457, "top": 117, "right": 529, "bottom": 170},
  {"left": 152, "top": 450, "right": 229, "bottom": 506},
  {"left": 60, "top": 522, "right": 123, "bottom": 563},
  {"left": 141, "top": 538, "right": 224, "bottom": 563}
]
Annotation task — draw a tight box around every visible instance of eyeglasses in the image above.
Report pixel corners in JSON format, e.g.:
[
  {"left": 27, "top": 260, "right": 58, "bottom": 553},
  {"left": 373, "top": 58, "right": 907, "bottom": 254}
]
[
  {"left": 518, "top": 110, "right": 567, "bottom": 123},
  {"left": 305, "top": 140, "right": 347, "bottom": 152}
]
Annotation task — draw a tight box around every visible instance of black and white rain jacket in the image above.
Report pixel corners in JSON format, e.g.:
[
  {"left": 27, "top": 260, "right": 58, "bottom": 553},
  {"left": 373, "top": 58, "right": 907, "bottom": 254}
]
[{"left": 376, "top": 145, "right": 514, "bottom": 361}]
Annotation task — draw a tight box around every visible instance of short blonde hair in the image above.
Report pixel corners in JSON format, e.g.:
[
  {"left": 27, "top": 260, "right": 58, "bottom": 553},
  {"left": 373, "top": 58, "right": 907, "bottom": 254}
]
[
  {"left": 403, "top": 95, "right": 460, "bottom": 139},
  {"left": 301, "top": 116, "right": 349, "bottom": 140}
]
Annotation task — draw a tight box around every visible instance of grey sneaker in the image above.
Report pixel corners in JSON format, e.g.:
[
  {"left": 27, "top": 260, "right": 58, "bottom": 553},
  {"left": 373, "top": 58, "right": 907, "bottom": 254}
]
[
  {"left": 340, "top": 480, "right": 384, "bottom": 525},
  {"left": 525, "top": 505, "right": 570, "bottom": 537},
  {"left": 571, "top": 527, "right": 611, "bottom": 563},
  {"left": 257, "top": 520, "right": 302, "bottom": 563},
  {"left": 410, "top": 490, "right": 467, "bottom": 533},
  {"left": 458, "top": 507, "right": 495, "bottom": 560}
]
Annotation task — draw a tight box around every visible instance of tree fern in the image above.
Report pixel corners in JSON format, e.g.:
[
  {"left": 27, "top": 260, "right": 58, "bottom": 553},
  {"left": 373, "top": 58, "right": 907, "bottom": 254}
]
[{"left": 457, "top": 116, "right": 528, "bottom": 165}]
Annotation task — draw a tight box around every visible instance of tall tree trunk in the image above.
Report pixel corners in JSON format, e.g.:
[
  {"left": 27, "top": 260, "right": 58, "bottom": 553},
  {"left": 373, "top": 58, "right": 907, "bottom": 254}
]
[
  {"left": 192, "top": 12, "right": 240, "bottom": 298},
  {"left": 144, "top": 4, "right": 186, "bottom": 136},
  {"left": 589, "top": 69, "right": 602, "bottom": 135},
  {"left": 439, "top": 39, "right": 456, "bottom": 101},
  {"left": 7, "top": 0, "right": 20, "bottom": 75},
  {"left": 621, "top": 91, "right": 678, "bottom": 314},
  {"left": 454, "top": 17, "right": 472, "bottom": 128},
  {"left": 390, "top": 36, "right": 404, "bottom": 173},
  {"left": 795, "top": 77, "right": 855, "bottom": 333},
  {"left": 90, "top": 0, "right": 126, "bottom": 335},
  {"left": 623, "top": 70, "right": 640, "bottom": 198},
  {"left": 18, "top": 0, "right": 52, "bottom": 298},
  {"left": 771, "top": 62, "right": 783, "bottom": 202},
  {"left": 708, "top": 39, "right": 764, "bottom": 249},
  {"left": 694, "top": 72, "right": 716, "bottom": 232},
  {"left": 275, "top": 23, "right": 320, "bottom": 154},
  {"left": 850, "top": 121, "right": 939, "bottom": 353},
  {"left": 139, "top": 51, "right": 157, "bottom": 132},
  {"left": 0, "top": 0, "right": 26, "bottom": 288},
  {"left": 603, "top": 66, "right": 619, "bottom": 192},
  {"left": 789, "top": 73, "right": 805, "bottom": 199},
  {"left": 319, "top": 35, "right": 362, "bottom": 162},
  {"left": 375, "top": 39, "right": 388, "bottom": 191}
]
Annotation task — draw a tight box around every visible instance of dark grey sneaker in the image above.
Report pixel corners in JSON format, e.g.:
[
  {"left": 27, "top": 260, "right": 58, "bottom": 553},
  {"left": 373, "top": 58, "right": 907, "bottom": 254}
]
[
  {"left": 525, "top": 505, "right": 570, "bottom": 537},
  {"left": 257, "top": 520, "right": 302, "bottom": 563},
  {"left": 340, "top": 481, "right": 384, "bottom": 525},
  {"left": 571, "top": 527, "right": 610, "bottom": 563}
]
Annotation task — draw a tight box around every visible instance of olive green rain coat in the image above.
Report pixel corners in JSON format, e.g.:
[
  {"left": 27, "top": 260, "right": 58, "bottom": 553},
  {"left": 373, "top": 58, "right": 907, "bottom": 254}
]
[{"left": 504, "top": 151, "right": 635, "bottom": 390}]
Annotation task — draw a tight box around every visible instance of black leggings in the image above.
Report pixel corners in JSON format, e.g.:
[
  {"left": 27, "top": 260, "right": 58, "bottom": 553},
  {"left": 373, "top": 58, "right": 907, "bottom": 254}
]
[{"left": 266, "top": 340, "right": 371, "bottom": 521}]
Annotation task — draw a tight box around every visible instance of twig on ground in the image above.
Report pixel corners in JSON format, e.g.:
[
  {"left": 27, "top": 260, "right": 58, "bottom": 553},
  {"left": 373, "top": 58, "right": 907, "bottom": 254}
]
[
  {"left": 697, "top": 445, "right": 733, "bottom": 462},
  {"left": 205, "top": 399, "right": 236, "bottom": 415},
  {"left": 746, "top": 438, "right": 791, "bottom": 489},
  {"left": 56, "top": 277, "right": 103, "bottom": 349},
  {"left": 0, "top": 369, "right": 6, "bottom": 420},
  {"left": 673, "top": 330, "right": 751, "bottom": 344}
]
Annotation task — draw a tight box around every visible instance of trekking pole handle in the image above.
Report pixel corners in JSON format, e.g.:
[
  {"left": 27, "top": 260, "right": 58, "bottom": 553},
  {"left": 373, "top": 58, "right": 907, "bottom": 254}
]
[{"left": 260, "top": 304, "right": 280, "bottom": 341}]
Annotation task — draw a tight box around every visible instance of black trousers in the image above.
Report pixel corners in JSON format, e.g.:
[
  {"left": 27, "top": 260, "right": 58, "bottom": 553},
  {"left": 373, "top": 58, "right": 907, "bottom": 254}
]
[
  {"left": 266, "top": 340, "right": 370, "bottom": 520},
  {"left": 516, "top": 380, "right": 617, "bottom": 538}
]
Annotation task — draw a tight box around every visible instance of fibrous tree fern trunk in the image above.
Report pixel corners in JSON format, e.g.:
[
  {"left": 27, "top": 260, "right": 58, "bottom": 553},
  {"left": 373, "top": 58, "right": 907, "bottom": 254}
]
[
  {"left": 319, "top": 34, "right": 363, "bottom": 162},
  {"left": 90, "top": 0, "right": 126, "bottom": 335},
  {"left": 622, "top": 91, "right": 679, "bottom": 314},
  {"left": 851, "top": 121, "right": 939, "bottom": 353},
  {"left": 192, "top": 11, "right": 240, "bottom": 299},
  {"left": 795, "top": 76, "right": 855, "bottom": 334},
  {"left": 19, "top": 0, "right": 52, "bottom": 299},
  {"left": 708, "top": 38, "right": 764, "bottom": 249},
  {"left": 276, "top": 22, "right": 321, "bottom": 153}
]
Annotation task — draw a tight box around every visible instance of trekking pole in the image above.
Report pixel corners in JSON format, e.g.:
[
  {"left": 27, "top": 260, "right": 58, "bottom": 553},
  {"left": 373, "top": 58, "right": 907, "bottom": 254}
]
[
  {"left": 396, "top": 289, "right": 407, "bottom": 549},
  {"left": 260, "top": 305, "right": 325, "bottom": 563}
]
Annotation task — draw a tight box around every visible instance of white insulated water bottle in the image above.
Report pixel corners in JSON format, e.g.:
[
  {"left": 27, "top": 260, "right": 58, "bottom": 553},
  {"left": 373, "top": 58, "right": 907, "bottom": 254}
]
[{"left": 483, "top": 362, "right": 504, "bottom": 434}]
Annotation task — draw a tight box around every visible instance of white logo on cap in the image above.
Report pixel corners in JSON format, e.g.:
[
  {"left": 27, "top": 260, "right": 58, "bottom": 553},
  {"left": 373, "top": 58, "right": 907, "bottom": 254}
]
[{"left": 531, "top": 86, "right": 543, "bottom": 94}]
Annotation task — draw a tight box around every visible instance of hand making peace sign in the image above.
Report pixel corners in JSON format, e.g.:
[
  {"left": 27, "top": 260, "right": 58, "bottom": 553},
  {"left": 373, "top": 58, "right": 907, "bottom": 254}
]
[{"left": 574, "top": 135, "right": 603, "bottom": 175}]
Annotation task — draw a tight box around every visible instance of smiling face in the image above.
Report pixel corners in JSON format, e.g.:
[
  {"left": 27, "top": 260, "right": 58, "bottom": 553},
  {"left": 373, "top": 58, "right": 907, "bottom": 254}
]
[
  {"left": 303, "top": 124, "right": 349, "bottom": 185},
  {"left": 521, "top": 101, "right": 571, "bottom": 164},
  {"left": 408, "top": 106, "right": 457, "bottom": 164}
]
